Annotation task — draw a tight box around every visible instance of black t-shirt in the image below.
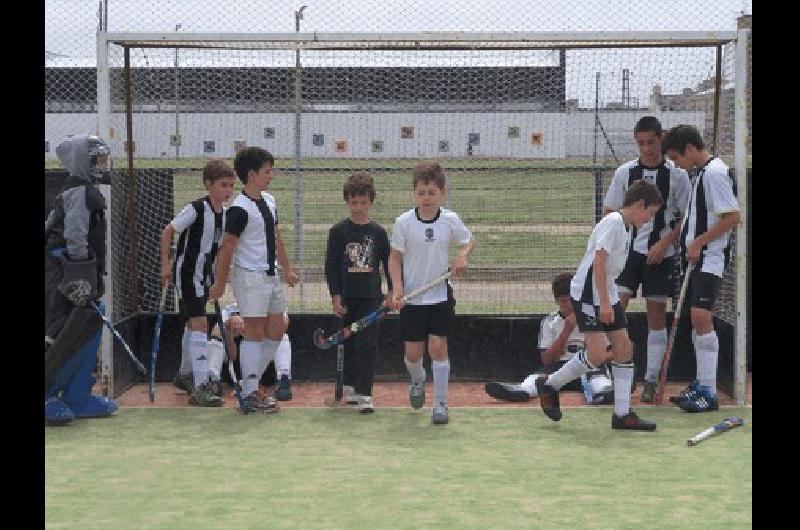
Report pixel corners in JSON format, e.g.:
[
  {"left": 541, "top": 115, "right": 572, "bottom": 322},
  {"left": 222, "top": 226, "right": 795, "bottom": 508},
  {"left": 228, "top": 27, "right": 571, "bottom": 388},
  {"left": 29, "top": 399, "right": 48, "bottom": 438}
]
[{"left": 325, "top": 219, "right": 392, "bottom": 299}]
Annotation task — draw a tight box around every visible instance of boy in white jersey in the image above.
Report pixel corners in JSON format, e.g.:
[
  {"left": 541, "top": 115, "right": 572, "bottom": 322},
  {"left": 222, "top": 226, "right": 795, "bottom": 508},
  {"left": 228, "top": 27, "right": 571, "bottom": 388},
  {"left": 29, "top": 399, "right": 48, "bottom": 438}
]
[
  {"left": 159, "top": 159, "right": 236, "bottom": 406},
  {"left": 603, "top": 116, "right": 691, "bottom": 402},
  {"left": 662, "top": 125, "right": 741, "bottom": 413},
  {"left": 207, "top": 304, "right": 293, "bottom": 401},
  {"left": 210, "top": 147, "right": 299, "bottom": 414},
  {"left": 536, "top": 180, "right": 663, "bottom": 431},
  {"left": 484, "top": 273, "right": 614, "bottom": 405},
  {"left": 388, "top": 161, "right": 476, "bottom": 425}
]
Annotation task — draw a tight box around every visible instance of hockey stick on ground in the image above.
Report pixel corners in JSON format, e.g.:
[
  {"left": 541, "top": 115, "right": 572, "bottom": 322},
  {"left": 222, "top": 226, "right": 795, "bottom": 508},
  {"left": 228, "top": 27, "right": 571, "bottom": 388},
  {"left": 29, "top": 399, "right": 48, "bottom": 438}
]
[
  {"left": 212, "top": 299, "right": 249, "bottom": 413},
  {"left": 148, "top": 283, "right": 170, "bottom": 402},
  {"left": 323, "top": 318, "right": 349, "bottom": 408},
  {"left": 655, "top": 261, "right": 696, "bottom": 405},
  {"left": 313, "top": 271, "right": 453, "bottom": 350},
  {"left": 686, "top": 417, "right": 744, "bottom": 446},
  {"left": 88, "top": 300, "right": 147, "bottom": 375}
]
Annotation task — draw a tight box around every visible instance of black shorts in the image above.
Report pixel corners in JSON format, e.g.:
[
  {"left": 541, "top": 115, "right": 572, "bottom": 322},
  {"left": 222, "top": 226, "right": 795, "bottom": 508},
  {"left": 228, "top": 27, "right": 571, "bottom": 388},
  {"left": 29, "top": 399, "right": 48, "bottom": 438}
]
[
  {"left": 615, "top": 251, "right": 675, "bottom": 299},
  {"left": 400, "top": 293, "right": 455, "bottom": 342},
  {"left": 571, "top": 298, "right": 627, "bottom": 333},
  {"left": 686, "top": 269, "right": 723, "bottom": 312},
  {"left": 179, "top": 292, "right": 208, "bottom": 319}
]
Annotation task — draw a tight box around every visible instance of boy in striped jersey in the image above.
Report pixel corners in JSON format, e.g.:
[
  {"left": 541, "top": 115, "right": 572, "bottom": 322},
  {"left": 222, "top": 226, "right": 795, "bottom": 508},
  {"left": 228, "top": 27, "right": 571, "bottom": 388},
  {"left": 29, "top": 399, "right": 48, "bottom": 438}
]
[
  {"left": 535, "top": 180, "right": 663, "bottom": 431},
  {"left": 662, "top": 125, "right": 741, "bottom": 413},
  {"left": 210, "top": 147, "right": 299, "bottom": 414},
  {"left": 603, "top": 116, "right": 692, "bottom": 402},
  {"left": 160, "top": 159, "right": 236, "bottom": 406}
]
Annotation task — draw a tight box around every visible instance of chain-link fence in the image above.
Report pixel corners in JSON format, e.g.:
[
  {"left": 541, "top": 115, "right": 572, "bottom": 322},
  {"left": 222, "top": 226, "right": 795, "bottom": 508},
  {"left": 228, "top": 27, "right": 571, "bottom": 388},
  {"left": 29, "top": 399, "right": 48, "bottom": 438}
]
[{"left": 45, "top": 1, "right": 751, "bottom": 326}]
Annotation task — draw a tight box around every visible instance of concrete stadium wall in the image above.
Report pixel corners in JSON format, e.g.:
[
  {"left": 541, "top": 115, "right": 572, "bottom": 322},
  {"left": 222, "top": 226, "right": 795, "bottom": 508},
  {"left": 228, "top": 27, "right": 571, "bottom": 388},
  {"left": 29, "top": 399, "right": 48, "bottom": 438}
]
[{"left": 45, "top": 110, "right": 704, "bottom": 161}]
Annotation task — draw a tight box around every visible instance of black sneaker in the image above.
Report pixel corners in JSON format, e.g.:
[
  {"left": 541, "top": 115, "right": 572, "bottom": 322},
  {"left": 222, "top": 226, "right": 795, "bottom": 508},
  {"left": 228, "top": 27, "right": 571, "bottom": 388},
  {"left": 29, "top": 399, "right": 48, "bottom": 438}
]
[
  {"left": 173, "top": 372, "right": 194, "bottom": 394},
  {"left": 611, "top": 410, "right": 657, "bottom": 431},
  {"left": 275, "top": 374, "right": 293, "bottom": 401},
  {"left": 241, "top": 393, "right": 279, "bottom": 414},
  {"left": 535, "top": 376, "right": 562, "bottom": 422},
  {"left": 670, "top": 380, "right": 701, "bottom": 404},
  {"left": 484, "top": 382, "right": 530, "bottom": 402}
]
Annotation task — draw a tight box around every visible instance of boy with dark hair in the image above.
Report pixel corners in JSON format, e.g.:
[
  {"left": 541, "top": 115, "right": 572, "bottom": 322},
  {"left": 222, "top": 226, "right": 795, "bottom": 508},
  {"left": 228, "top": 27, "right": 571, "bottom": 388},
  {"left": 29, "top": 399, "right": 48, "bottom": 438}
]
[
  {"left": 603, "top": 116, "right": 691, "bottom": 402},
  {"left": 661, "top": 124, "right": 741, "bottom": 413},
  {"left": 388, "top": 161, "right": 477, "bottom": 425},
  {"left": 324, "top": 172, "right": 392, "bottom": 413},
  {"left": 484, "top": 273, "right": 614, "bottom": 405},
  {"left": 536, "top": 180, "right": 663, "bottom": 431},
  {"left": 210, "top": 147, "right": 299, "bottom": 414},
  {"left": 45, "top": 134, "right": 118, "bottom": 424},
  {"left": 160, "top": 159, "right": 236, "bottom": 406}
]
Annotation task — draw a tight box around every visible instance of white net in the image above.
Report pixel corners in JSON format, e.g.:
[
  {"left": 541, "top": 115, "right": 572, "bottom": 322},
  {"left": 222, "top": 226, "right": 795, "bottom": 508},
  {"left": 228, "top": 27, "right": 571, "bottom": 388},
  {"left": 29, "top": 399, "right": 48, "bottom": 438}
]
[{"left": 45, "top": 1, "right": 751, "bottom": 322}]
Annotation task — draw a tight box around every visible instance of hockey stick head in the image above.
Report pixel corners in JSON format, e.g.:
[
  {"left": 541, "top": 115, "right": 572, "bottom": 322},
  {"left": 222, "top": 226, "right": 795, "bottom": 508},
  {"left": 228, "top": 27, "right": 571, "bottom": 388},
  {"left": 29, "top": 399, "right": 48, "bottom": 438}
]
[
  {"left": 720, "top": 417, "right": 745, "bottom": 429},
  {"left": 313, "top": 328, "right": 335, "bottom": 349}
]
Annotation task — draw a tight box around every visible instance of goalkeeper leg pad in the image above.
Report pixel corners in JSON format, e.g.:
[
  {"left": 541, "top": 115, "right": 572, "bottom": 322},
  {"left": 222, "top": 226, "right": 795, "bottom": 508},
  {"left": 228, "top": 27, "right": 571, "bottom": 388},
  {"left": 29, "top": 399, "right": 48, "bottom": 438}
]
[
  {"left": 60, "top": 329, "right": 119, "bottom": 419},
  {"left": 45, "top": 306, "right": 102, "bottom": 394}
]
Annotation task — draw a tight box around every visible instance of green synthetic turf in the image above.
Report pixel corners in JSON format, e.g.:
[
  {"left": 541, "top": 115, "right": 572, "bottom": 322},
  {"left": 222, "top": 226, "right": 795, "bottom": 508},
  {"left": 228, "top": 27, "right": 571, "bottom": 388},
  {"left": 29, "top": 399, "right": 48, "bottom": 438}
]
[{"left": 45, "top": 407, "right": 751, "bottom": 529}]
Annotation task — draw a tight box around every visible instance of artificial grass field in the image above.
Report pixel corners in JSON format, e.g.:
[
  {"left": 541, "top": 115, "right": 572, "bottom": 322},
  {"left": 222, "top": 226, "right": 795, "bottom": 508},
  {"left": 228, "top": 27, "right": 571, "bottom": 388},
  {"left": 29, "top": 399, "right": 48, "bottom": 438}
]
[{"left": 45, "top": 407, "right": 752, "bottom": 529}]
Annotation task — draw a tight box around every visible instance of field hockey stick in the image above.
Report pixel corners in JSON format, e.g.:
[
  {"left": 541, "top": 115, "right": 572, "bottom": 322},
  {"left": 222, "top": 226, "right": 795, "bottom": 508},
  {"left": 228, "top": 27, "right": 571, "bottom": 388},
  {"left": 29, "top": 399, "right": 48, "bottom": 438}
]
[
  {"left": 88, "top": 300, "right": 147, "bottom": 375},
  {"left": 148, "top": 283, "right": 170, "bottom": 402},
  {"left": 313, "top": 270, "right": 453, "bottom": 350},
  {"left": 212, "top": 299, "right": 248, "bottom": 413},
  {"left": 655, "top": 261, "right": 696, "bottom": 405},
  {"left": 334, "top": 316, "right": 345, "bottom": 400},
  {"left": 686, "top": 417, "right": 744, "bottom": 446}
]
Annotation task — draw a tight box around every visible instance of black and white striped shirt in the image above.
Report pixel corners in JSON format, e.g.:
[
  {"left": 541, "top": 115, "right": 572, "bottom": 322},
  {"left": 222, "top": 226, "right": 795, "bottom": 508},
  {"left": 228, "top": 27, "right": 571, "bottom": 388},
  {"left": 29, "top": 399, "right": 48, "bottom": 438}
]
[
  {"left": 604, "top": 158, "right": 691, "bottom": 257},
  {"left": 679, "top": 157, "right": 740, "bottom": 278},
  {"left": 224, "top": 191, "right": 279, "bottom": 274},
  {"left": 171, "top": 196, "right": 225, "bottom": 297}
]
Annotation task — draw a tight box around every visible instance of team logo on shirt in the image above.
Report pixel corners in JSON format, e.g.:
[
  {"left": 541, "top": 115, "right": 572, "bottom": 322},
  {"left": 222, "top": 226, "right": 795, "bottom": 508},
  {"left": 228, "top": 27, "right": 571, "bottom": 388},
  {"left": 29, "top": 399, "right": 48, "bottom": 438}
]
[
  {"left": 425, "top": 228, "right": 435, "bottom": 242},
  {"left": 345, "top": 237, "right": 374, "bottom": 273}
]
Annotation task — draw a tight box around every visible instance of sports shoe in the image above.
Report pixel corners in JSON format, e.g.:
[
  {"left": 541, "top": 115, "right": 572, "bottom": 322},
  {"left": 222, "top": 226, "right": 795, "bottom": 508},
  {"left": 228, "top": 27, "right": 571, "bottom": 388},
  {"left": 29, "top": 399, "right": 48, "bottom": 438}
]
[
  {"left": 409, "top": 381, "right": 426, "bottom": 410},
  {"left": 535, "top": 376, "right": 562, "bottom": 421},
  {"left": 677, "top": 385, "right": 719, "bottom": 413},
  {"left": 484, "top": 382, "right": 530, "bottom": 402},
  {"left": 641, "top": 381, "right": 657, "bottom": 403},
  {"left": 275, "top": 374, "right": 293, "bottom": 401},
  {"left": 344, "top": 385, "right": 359, "bottom": 405},
  {"left": 669, "top": 380, "right": 701, "bottom": 404},
  {"left": 240, "top": 393, "right": 279, "bottom": 414},
  {"left": 173, "top": 372, "right": 194, "bottom": 393},
  {"left": 189, "top": 382, "right": 223, "bottom": 407},
  {"left": 358, "top": 395, "right": 375, "bottom": 414},
  {"left": 431, "top": 402, "right": 449, "bottom": 425},
  {"left": 208, "top": 379, "right": 224, "bottom": 399},
  {"left": 611, "top": 410, "right": 657, "bottom": 431}
]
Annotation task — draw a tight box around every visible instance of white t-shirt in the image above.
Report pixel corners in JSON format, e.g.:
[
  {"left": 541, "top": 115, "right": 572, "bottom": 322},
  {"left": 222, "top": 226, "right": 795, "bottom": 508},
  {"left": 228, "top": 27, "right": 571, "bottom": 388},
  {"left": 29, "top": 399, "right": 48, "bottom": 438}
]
[
  {"left": 390, "top": 207, "right": 472, "bottom": 305},
  {"left": 680, "top": 157, "right": 740, "bottom": 278},
  {"left": 538, "top": 311, "right": 585, "bottom": 362},
  {"left": 603, "top": 158, "right": 691, "bottom": 257},
  {"left": 570, "top": 211, "right": 631, "bottom": 306}
]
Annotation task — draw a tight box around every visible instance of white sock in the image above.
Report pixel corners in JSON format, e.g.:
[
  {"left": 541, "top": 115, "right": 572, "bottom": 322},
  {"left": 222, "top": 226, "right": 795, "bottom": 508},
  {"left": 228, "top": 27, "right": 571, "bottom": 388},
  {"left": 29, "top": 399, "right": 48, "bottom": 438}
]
[
  {"left": 612, "top": 361, "right": 634, "bottom": 416},
  {"left": 179, "top": 328, "right": 192, "bottom": 375},
  {"left": 404, "top": 357, "right": 426, "bottom": 384},
  {"left": 431, "top": 359, "right": 450, "bottom": 405},
  {"left": 546, "top": 352, "right": 594, "bottom": 390},
  {"left": 239, "top": 339, "right": 263, "bottom": 397},
  {"left": 694, "top": 331, "right": 719, "bottom": 395},
  {"left": 260, "top": 339, "right": 280, "bottom": 379},
  {"left": 206, "top": 339, "right": 225, "bottom": 381},
  {"left": 588, "top": 372, "right": 613, "bottom": 395},
  {"left": 274, "top": 334, "right": 292, "bottom": 379},
  {"left": 645, "top": 329, "right": 668, "bottom": 382},
  {"left": 189, "top": 331, "right": 209, "bottom": 387},
  {"left": 520, "top": 374, "right": 539, "bottom": 397}
]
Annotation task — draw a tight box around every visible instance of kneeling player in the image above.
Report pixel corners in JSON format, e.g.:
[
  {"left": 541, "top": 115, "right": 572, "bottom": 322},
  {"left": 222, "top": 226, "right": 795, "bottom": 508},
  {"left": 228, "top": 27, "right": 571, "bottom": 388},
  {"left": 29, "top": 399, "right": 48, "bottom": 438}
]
[{"left": 484, "top": 274, "right": 614, "bottom": 406}]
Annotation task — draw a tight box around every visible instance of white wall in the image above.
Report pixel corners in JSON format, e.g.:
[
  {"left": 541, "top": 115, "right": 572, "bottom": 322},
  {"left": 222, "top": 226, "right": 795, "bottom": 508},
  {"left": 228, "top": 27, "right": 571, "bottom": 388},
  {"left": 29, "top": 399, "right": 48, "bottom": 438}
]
[{"left": 46, "top": 110, "right": 703, "bottom": 161}]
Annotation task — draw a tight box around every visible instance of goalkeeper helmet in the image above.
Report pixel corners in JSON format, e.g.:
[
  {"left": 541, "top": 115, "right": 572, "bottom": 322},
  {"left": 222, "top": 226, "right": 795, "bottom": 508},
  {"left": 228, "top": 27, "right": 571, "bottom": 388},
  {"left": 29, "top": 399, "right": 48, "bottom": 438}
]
[{"left": 86, "top": 135, "right": 111, "bottom": 182}]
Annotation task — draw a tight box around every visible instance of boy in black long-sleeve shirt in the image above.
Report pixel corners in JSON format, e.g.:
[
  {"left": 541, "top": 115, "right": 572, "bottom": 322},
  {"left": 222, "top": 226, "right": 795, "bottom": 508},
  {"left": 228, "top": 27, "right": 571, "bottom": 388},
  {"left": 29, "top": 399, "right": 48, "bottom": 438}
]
[{"left": 325, "top": 172, "right": 392, "bottom": 413}]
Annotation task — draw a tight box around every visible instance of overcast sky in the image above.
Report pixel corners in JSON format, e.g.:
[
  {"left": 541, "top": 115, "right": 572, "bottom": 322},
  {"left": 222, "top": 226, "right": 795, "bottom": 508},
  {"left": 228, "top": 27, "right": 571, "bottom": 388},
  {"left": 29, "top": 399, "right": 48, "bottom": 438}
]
[{"left": 45, "top": 0, "right": 752, "bottom": 107}]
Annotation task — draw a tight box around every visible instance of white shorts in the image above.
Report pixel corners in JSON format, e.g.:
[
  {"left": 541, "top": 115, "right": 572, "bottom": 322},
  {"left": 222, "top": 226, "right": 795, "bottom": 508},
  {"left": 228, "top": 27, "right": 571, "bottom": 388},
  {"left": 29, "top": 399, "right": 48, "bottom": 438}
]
[{"left": 230, "top": 265, "right": 286, "bottom": 318}]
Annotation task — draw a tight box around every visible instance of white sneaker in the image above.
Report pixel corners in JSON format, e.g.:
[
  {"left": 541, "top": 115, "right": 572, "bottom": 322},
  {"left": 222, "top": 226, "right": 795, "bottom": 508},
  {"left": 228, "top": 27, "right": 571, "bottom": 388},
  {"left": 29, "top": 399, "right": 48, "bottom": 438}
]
[
  {"left": 358, "top": 395, "right": 375, "bottom": 414},
  {"left": 344, "top": 385, "right": 359, "bottom": 405}
]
